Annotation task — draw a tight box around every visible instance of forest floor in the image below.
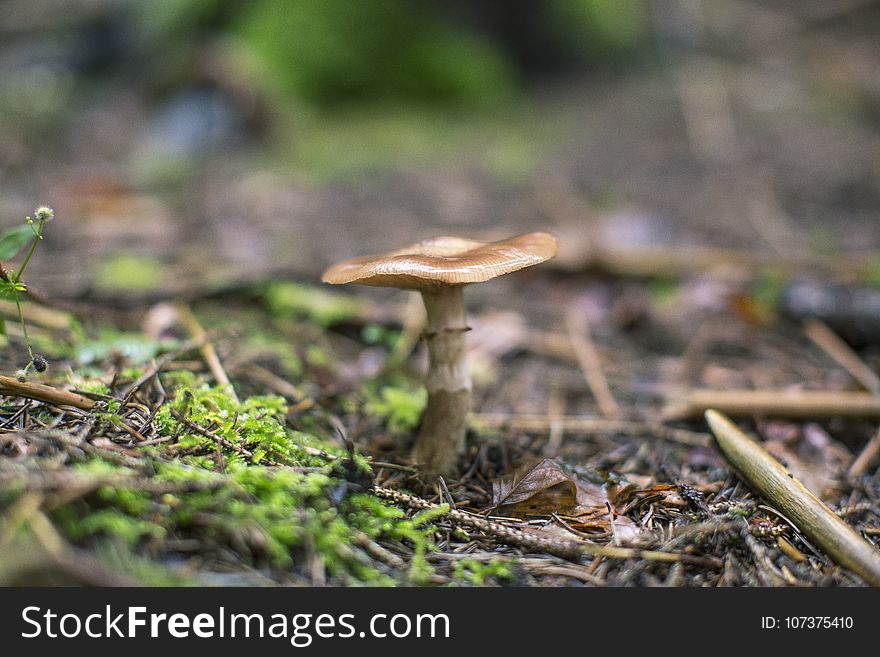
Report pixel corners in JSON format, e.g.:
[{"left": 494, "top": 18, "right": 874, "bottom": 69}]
[{"left": 1, "top": 258, "right": 879, "bottom": 586}]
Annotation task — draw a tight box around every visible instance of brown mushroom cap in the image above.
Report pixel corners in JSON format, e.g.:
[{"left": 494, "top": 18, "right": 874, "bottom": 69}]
[{"left": 321, "top": 232, "right": 558, "bottom": 290}]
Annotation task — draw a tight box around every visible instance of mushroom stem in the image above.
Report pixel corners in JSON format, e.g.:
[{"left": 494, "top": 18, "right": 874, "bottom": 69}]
[{"left": 413, "top": 285, "right": 471, "bottom": 476}]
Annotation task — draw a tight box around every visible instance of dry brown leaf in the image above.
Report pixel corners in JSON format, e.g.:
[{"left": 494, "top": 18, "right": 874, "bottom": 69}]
[{"left": 492, "top": 458, "right": 607, "bottom": 517}]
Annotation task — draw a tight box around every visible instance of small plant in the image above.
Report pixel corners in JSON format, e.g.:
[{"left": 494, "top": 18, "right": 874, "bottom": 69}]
[
  {"left": 452, "top": 558, "right": 513, "bottom": 586},
  {"left": 0, "top": 205, "right": 54, "bottom": 375},
  {"left": 365, "top": 384, "right": 427, "bottom": 432}
]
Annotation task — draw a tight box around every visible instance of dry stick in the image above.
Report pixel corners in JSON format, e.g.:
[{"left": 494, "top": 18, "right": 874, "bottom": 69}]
[
  {"left": 565, "top": 310, "right": 621, "bottom": 418},
  {"left": 705, "top": 409, "right": 880, "bottom": 586},
  {"left": 664, "top": 389, "right": 880, "bottom": 420},
  {"left": 0, "top": 377, "right": 146, "bottom": 442},
  {"left": 849, "top": 427, "right": 880, "bottom": 479},
  {"left": 0, "top": 375, "right": 96, "bottom": 411},
  {"left": 804, "top": 318, "right": 880, "bottom": 395},
  {"left": 426, "top": 552, "right": 606, "bottom": 586},
  {"left": 174, "top": 303, "right": 238, "bottom": 403},
  {"left": 373, "top": 486, "right": 716, "bottom": 566},
  {"left": 473, "top": 412, "right": 710, "bottom": 447}
]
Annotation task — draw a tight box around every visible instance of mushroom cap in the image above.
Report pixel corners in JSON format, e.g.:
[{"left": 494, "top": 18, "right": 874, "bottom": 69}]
[{"left": 321, "top": 231, "right": 558, "bottom": 290}]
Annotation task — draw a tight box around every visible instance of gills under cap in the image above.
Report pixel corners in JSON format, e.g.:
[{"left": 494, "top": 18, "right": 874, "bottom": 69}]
[{"left": 321, "top": 232, "right": 558, "bottom": 290}]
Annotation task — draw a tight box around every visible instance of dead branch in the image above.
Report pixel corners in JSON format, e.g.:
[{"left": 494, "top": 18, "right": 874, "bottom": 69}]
[
  {"left": 374, "top": 486, "right": 719, "bottom": 566},
  {"left": 664, "top": 389, "right": 880, "bottom": 420},
  {"left": 706, "top": 409, "right": 880, "bottom": 586},
  {"left": 0, "top": 375, "right": 96, "bottom": 410},
  {"left": 804, "top": 318, "right": 880, "bottom": 395}
]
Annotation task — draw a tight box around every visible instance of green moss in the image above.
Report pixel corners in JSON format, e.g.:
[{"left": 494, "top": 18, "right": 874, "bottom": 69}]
[
  {"left": 361, "top": 323, "right": 400, "bottom": 349},
  {"left": 365, "top": 384, "right": 427, "bottom": 432},
  {"left": 75, "top": 379, "right": 112, "bottom": 396},
  {"left": 94, "top": 255, "right": 166, "bottom": 292},
  {"left": 154, "top": 384, "right": 336, "bottom": 467},
  {"left": 93, "top": 541, "right": 194, "bottom": 586},
  {"left": 39, "top": 449, "right": 444, "bottom": 585},
  {"left": 345, "top": 495, "right": 447, "bottom": 585},
  {"left": 62, "top": 509, "right": 166, "bottom": 545},
  {"left": 452, "top": 559, "right": 514, "bottom": 586},
  {"left": 265, "top": 282, "right": 361, "bottom": 327}
]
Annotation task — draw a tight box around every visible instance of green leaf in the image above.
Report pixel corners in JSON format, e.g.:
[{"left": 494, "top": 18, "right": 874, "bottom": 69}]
[
  {"left": 0, "top": 224, "right": 35, "bottom": 261},
  {"left": 0, "top": 280, "right": 26, "bottom": 302},
  {"left": 0, "top": 318, "right": 6, "bottom": 336}
]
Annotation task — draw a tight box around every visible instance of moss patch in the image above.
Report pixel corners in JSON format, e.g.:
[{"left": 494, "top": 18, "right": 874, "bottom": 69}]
[{"left": 94, "top": 255, "right": 166, "bottom": 292}]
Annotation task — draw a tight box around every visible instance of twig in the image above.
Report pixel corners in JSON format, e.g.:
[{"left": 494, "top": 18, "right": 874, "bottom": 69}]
[
  {"left": 742, "top": 531, "right": 787, "bottom": 586},
  {"left": 565, "top": 309, "right": 621, "bottom": 418},
  {"left": 370, "top": 461, "right": 418, "bottom": 474},
  {"left": 174, "top": 303, "right": 238, "bottom": 402},
  {"left": 0, "top": 375, "right": 96, "bottom": 410},
  {"left": 664, "top": 389, "right": 880, "bottom": 420},
  {"left": 849, "top": 427, "right": 880, "bottom": 479},
  {"left": 374, "top": 486, "right": 717, "bottom": 566},
  {"left": 804, "top": 318, "right": 880, "bottom": 395},
  {"left": 522, "top": 562, "right": 606, "bottom": 586},
  {"left": 354, "top": 532, "right": 406, "bottom": 570},
  {"left": 169, "top": 409, "right": 253, "bottom": 459},
  {"left": 437, "top": 476, "right": 456, "bottom": 510},
  {"left": 706, "top": 409, "right": 880, "bottom": 586},
  {"left": 113, "top": 418, "right": 147, "bottom": 443}
]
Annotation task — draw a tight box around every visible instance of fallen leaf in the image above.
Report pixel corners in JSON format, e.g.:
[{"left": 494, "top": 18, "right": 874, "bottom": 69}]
[{"left": 492, "top": 459, "right": 607, "bottom": 517}]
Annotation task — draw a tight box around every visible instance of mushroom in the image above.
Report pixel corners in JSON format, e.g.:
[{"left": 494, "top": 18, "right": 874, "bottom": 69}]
[{"left": 321, "top": 231, "right": 558, "bottom": 476}]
